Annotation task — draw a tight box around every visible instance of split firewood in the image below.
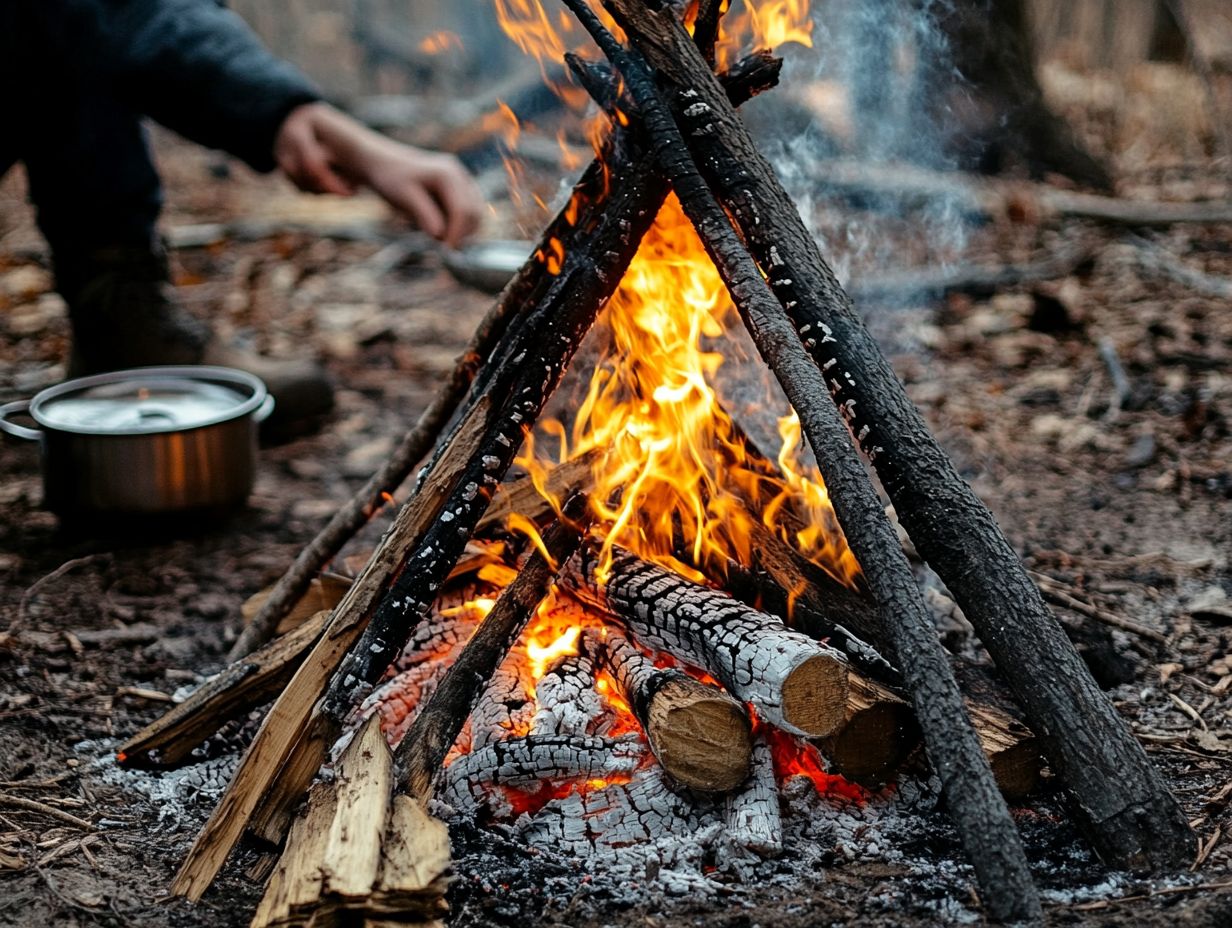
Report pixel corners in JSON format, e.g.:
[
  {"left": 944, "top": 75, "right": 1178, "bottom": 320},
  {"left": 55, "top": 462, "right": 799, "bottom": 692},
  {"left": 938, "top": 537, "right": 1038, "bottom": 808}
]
[
  {"left": 564, "top": 1, "right": 1038, "bottom": 918},
  {"left": 320, "top": 716, "right": 394, "bottom": 904},
  {"left": 818, "top": 674, "right": 919, "bottom": 789},
  {"left": 393, "top": 500, "right": 590, "bottom": 800},
  {"left": 251, "top": 716, "right": 449, "bottom": 928},
  {"left": 583, "top": 628, "right": 752, "bottom": 793},
  {"left": 118, "top": 609, "right": 331, "bottom": 769},
  {"left": 173, "top": 399, "right": 490, "bottom": 900},
  {"left": 570, "top": 546, "right": 849, "bottom": 739},
  {"left": 250, "top": 782, "right": 337, "bottom": 928},
  {"left": 474, "top": 449, "right": 602, "bottom": 537},
  {"left": 600, "top": 0, "right": 1193, "bottom": 875},
  {"left": 724, "top": 732, "right": 783, "bottom": 856}
]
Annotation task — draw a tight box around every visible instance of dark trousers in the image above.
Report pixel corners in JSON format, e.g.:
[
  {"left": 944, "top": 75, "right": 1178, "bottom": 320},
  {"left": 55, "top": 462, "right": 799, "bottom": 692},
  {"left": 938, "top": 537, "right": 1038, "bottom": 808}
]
[{"left": 1, "top": 1, "right": 164, "bottom": 271}]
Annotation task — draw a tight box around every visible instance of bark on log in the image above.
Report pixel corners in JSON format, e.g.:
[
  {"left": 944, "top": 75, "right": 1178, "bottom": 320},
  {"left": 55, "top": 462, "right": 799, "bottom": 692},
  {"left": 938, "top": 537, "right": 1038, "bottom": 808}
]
[
  {"left": 584, "top": 628, "right": 752, "bottom": 792},
  {"left": 602, "top": 0, "right": 1193, "bottom": 874},
  {"left": 529, "top": 653, "right": 605, "bottom": 738},
  {"left": 566, "top": 2, "right": 1039, "bottom": 918},
  {"left": 393, "top": 503, "right": 589, "bottom": 800},
  {"left": 468, "top": 668, "right": 535, "bottom": 752},
  {"left": 441, "top": 734, "right": 644, "bottom": 815},
  {"left": 571, "top": 546, "right": 849, "bottom": 739}
]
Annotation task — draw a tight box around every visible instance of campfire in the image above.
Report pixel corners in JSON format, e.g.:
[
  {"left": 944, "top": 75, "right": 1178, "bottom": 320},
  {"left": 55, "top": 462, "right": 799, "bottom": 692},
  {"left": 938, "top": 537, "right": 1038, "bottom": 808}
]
[{"left": 115, "top": 0, "right": 1195, "bottom": 924}]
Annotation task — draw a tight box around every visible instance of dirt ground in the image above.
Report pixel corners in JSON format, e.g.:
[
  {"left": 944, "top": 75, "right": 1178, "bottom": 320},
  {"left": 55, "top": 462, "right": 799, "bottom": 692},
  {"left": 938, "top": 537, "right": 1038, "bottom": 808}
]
[{"left": 3, "top": 83, "right": 1232, "bottom": 928}]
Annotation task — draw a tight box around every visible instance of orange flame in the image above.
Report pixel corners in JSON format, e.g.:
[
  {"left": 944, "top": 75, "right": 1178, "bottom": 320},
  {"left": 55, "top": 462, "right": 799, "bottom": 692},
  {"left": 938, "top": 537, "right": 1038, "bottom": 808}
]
[{"left": 762, "top": 725, "right": 867, "bottom": 802}]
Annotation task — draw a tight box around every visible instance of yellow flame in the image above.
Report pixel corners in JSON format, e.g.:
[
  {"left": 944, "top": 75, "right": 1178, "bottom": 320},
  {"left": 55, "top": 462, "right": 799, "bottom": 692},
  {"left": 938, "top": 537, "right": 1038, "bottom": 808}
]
[
  {"left": 486, "top": 0, "right": 857, "bottom": 703},
  {"left": 527, "top": 625, "right": 582, "bottom": 679}
]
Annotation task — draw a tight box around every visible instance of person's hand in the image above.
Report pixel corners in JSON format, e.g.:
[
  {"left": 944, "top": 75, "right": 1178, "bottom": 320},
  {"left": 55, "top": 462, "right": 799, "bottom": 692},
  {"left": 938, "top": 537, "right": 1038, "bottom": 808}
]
[{"left": 274, "top": 102, "right": 484, "bottom": 248}]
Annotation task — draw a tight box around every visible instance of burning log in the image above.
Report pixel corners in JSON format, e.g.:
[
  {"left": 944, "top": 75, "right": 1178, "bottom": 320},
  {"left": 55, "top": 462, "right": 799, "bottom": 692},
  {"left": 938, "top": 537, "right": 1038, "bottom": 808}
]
[
  {"left": 597, "top": 0, "right": 1193, "bottom": 873},
  {"left": 561, "top": 2, "right": 1039, "bottom": 918},
  {"left": 819, "top": 675, "right": 919, "bottom": 789},
  {"left": 519, "top": 764, "right": 707, "bottom": 859},
  {"left": 441, "top": 734, "right": 644, "bottom": 816},
  {"left": 529, "top": 653, "right": 605, "bottom": 738},
  {"left": 571, "top": 547, "right": 849, "bottom": 739},
  {"left": 392, "top": 499, "right": 590, "bottom": 801},
  {"left": 468, "top": 668, "right": 535, "bottom": 752},
  {"left": 584, "top": 628, "right": 752, "bottom": 793},
  {"left": 724, "top": 733, "right": 782, "bottom": 856}
]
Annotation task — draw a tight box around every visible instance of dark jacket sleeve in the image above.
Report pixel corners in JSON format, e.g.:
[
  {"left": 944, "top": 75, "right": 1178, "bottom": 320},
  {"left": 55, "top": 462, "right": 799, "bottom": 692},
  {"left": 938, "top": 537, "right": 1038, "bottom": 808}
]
[{"left": 94, "top": 0, "right": 322, "bottom": 171}]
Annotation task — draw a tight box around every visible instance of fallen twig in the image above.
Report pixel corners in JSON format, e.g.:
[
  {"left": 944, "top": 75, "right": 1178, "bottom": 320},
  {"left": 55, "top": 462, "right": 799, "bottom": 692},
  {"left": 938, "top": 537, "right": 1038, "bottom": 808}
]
[
  {"left": 1029, "top": 572, "right": 1167, "bottom": 643},
  {"left": 12, "top": 556, "right": 107, "bottom": 634},
  {"left": 0, "top": 793, "right": 94, "bottom": 831},
  {"left": 1070, "top": 879, "right": 1232, "bottom": 911}
]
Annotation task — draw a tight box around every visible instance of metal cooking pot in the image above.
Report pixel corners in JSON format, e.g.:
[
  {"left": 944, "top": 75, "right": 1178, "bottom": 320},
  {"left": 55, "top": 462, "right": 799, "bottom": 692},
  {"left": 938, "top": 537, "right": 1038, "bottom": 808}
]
[{"left": 0, "top": 366, "right": 273, "bottom": 517}]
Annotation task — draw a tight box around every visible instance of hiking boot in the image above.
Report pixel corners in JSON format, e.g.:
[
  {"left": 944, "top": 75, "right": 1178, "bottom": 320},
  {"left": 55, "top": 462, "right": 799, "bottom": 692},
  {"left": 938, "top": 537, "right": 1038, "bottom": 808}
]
[{"left": 56, "top": 244, "right": 334, "bottom": 434}]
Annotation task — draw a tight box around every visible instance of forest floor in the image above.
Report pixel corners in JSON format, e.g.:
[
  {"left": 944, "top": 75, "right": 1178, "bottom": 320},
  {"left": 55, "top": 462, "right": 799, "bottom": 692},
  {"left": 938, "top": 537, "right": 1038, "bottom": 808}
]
[{"left": 3, "top": 75, "right": 1232, "bottom": 927}]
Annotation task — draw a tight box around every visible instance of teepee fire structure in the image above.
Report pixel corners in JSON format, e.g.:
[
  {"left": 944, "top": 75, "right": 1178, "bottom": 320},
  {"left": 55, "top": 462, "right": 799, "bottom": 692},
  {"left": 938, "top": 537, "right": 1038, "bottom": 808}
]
[{"left": 117, "top": 1, "right": 1193, "bottom": 924}]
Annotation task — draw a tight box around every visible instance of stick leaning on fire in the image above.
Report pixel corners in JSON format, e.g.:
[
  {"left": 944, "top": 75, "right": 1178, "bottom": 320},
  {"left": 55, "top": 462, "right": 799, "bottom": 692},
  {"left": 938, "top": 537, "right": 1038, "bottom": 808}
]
[{"left": 113, "top": 0, "right": 1195, "bottom": 924}]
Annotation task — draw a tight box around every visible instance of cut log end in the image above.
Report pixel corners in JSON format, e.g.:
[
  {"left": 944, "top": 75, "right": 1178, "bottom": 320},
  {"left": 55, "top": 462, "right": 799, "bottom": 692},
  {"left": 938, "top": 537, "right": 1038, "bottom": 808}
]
[
  {"left": 646, "top": 676, "right": 752, "bottom": 792},
  {"left": 820, "top": 677, "right": 920, "bottom": 787},
  {"left": 781, "top": 653, "right": 849, "bottom": 738}
]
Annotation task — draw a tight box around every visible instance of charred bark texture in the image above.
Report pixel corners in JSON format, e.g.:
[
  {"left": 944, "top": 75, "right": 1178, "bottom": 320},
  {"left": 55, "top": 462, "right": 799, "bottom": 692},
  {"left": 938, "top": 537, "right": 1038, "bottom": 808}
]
[
  {"left": 585, "top": 628, "right": 753, "bottom": 792},
  {"left": 602, "top": 0, "right": 1193, "bottom": 875},
  {"left": 393, "top": 500, "right": 589, "bottom": 800},
  {"left": 566, "top": 1, "right": 1040, "bottom": 917},
  {"left": 316, "top": 127, "right": 666, "bottom": 731},
  {"left": 571, "top": 546, "right": 849, "bottom": 739}
]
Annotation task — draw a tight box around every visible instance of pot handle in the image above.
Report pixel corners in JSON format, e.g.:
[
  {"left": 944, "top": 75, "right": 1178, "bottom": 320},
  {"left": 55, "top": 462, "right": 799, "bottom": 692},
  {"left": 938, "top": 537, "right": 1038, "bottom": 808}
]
[
  {"left": 254, "top": 395, "right": 276, "bottom": 423},
  {"left": 0, "top": 400, "right": 40, "bottom": 441}
]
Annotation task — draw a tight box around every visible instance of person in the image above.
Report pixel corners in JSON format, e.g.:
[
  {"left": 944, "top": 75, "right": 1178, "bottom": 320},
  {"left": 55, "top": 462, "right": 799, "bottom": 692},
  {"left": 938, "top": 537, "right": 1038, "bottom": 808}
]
[{"left": 1, "top": 0, "right": 486, "bottom": 429}]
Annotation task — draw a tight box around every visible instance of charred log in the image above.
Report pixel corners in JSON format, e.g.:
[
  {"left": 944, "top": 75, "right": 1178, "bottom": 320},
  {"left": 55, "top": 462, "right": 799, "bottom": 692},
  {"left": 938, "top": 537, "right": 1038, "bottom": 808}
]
[
  {"left": 564, "top": 1, "right": 1040, "bottom": 917},
  {"left": 570, "top": 546, "right": 849, "bottom": 739},
  {"left": 394, "top": 501, "right": 589, "bottom": 801},
  {"left": 584, "top": 628, "right": 752, "bottom": 792},
  {"left": 599, "top": 0, "right": 1193, "bottom": 875},
  {"left": 724, "top": 732, "right": 783, "bottom": 856}
]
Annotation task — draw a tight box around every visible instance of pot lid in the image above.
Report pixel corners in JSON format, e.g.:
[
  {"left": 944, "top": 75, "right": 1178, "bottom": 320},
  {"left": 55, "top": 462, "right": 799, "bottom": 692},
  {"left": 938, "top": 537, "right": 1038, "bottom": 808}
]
[{"left": 32, "top": 367, "right": 266, "bottom": 435}]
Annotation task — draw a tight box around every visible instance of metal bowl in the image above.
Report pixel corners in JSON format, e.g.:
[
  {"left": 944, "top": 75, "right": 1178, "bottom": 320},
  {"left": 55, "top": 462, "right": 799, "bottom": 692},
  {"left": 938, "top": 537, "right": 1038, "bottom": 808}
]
[
  {"left": 0, "top": 366, "right": 273, "bottom": 518},
  {"left": 443, "top": 239, "right": 533, "bottom": 294}
]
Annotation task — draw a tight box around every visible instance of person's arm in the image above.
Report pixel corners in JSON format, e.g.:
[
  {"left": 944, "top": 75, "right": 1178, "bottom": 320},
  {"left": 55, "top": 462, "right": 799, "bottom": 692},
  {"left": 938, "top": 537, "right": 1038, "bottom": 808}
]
[
  {"left": 99, "top": 0, "right": 321, "bottom": 172},
  {"left": 94, "top": 0, "right": 483, "bottom": 244}
]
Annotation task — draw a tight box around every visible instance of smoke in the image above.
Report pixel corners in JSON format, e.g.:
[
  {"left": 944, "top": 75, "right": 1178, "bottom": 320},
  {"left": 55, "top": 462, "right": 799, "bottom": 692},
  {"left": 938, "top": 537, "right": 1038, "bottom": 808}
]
[{"left": 752, "top": 0, "right": 972, "bottom": 290}]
